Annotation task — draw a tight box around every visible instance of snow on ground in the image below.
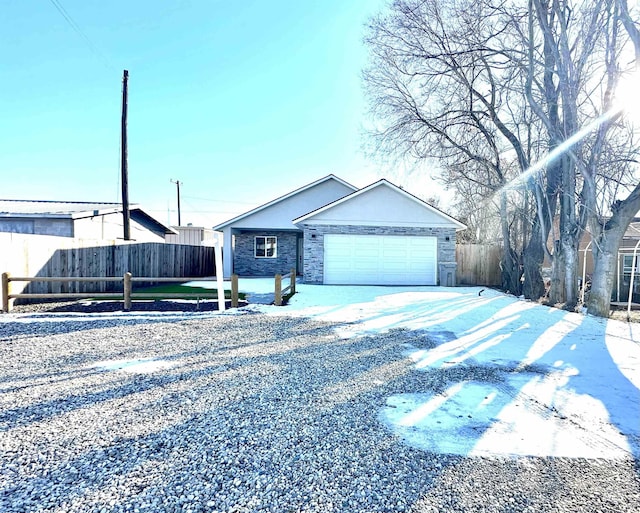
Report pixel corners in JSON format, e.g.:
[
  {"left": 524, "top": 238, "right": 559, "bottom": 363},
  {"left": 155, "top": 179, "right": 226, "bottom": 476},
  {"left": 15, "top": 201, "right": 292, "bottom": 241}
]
[
  {"left": 4, "top": 278, "right": 640, "bottom": 460},
  {"left": 244, "top": 280, "right": 640, "bottom": 460},
  {"left": 91, "top": 358, "right": 178, "bottom": 373}
]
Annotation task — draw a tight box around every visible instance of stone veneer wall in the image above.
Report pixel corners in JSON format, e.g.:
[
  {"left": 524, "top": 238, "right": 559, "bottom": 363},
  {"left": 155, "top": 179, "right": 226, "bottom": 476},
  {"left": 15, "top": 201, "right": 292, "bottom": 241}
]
[
  {"left": 233, "top": 231, "right": 299, "bottom": 276},
  {"left": 301, "top": 224, "right": 457, "bottom": 284}
]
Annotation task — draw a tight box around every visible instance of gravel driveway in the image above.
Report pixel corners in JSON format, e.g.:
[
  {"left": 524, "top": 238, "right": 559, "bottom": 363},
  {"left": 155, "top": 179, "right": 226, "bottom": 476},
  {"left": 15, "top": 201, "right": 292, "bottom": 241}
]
[{"left": 1, "top": 310, "right": 639, "bottom": 513}]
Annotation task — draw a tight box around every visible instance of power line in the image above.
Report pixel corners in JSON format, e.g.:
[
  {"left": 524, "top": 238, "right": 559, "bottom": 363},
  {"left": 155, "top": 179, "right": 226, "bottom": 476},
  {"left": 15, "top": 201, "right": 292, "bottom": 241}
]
[
  {"left": 181, "top": 198, "right": 238, "bottom": 215},
  {"left": 181, "top": 194, "right": 257, "bottom": 205},
  {"left": 164, "top": 209, "right": 244, "bottom": 215},
  {"left": 47, "top": 0, "right": 114, "bottom": 70}
]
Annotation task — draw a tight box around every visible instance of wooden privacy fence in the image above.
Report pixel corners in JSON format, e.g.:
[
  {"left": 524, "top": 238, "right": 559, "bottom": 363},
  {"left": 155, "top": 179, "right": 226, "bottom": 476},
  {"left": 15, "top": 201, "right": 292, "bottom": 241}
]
[
  {"left": 456, "top": 244, "right": 502, "bottom": 287},
  {"left": 2, "top": 273, "right": 239, "bottom": 313},
  {"left": 0, "top": 235, "right": 216, "bottom": 300}
]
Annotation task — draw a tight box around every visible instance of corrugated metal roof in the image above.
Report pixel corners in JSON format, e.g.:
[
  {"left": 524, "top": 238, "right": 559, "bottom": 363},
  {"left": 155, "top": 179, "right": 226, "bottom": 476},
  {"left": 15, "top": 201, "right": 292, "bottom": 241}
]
[
  {"left": 0, "top": 199, "right": 176, "bottom": 235},
  {"left": 0, "top": 199, "right": 127, "bottom": 216}
]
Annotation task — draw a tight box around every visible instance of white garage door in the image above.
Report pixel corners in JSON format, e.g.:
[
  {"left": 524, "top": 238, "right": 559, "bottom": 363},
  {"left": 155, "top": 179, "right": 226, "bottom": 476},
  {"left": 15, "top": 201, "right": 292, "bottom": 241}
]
[{"left": 323, "top": 234, "right": 437, "bottom": 285}]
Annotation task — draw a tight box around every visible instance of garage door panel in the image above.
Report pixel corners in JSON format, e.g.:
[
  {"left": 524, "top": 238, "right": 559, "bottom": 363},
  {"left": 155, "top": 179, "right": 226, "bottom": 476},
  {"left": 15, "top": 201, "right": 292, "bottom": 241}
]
[
  {"left": 324, "top": 234, "right": 437, "bottom": 285},
  {"left": 354, "top": 247, "right": 378, "bottom": 257},
  {"left": 383, "top": 248, "right": 408, "bottom": 258}
]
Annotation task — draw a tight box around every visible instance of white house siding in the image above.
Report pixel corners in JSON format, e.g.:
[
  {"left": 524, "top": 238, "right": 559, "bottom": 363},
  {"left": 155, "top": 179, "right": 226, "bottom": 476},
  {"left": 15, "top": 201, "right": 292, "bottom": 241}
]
[
  {"left": 165, "top": 226, "right": 215, "bottom": 245},
  {"left": 73, "top": 213, "right": 165, "bottom": 242},
  {"left": 217, "top": 178, "right": 355, "bottom": 277},
  {"left": 299, "top": 185, "right": 456, "bottom": 228},
  {"left": 233, "top": 180, "right": 355, "bottom": 230}
]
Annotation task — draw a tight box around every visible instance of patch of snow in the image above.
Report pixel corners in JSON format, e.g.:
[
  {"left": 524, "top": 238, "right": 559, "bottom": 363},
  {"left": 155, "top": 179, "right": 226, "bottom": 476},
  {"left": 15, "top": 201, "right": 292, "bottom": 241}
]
[{"left": 91, "top": 358, "right": 178, "bottom": 374}]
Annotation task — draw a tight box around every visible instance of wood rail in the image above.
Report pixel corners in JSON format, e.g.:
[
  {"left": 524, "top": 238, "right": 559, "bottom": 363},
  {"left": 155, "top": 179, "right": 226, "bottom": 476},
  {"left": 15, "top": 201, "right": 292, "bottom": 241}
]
[
  {"left": 274, "top": 269, "right": 296, "bottom": 306},
  {"left": 1, "top": 272, "right": 239, "bottom": 313}
]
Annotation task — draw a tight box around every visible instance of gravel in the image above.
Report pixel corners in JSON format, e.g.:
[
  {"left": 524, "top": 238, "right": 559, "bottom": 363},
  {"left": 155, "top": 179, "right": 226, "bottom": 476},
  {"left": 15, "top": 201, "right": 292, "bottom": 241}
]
[
  {"left": 1, "top": 310, "right": 639, "bottom": 513},
  {"left": 8, "top": 299, "right": 247, "bottom": 314}
]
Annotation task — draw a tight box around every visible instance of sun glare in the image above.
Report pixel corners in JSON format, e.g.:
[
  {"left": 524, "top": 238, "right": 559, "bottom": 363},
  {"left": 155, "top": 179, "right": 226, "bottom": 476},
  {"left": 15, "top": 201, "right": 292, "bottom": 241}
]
[
  {"left": 614, "top": 72, "right": 640, "bottom": 124},
  {"left": 495, "top": 72, "right": 640, "bottom": 197},
  {"left": 497, "top": 85, "right": 634, "bottom": 196}
]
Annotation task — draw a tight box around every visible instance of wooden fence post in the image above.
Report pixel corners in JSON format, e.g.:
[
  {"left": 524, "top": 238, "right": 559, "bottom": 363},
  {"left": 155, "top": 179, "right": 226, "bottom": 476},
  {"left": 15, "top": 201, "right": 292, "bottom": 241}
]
[
  {"left": 274, "top": 274, "right": 282, "bottom": 306},
  {"left": 231, "top": 274, "right": 239, "bottom": 308},
  {"left": 123, "top": 272, "right": 132, "bottom": 311},
  {"left": 290, "top": 268, "right": 296, "bottom": 294},
  {"left": 2, "top": 272, "right": 10, "bottom": 313}
]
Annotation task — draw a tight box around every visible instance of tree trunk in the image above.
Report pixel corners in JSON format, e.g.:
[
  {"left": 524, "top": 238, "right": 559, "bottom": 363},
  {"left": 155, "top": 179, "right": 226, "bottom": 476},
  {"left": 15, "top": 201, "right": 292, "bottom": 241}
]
[
  {"left": 521, "top": 218, "right": 546, "bottom": 300},
  {"left": 587, "top": 186, "right": 640, "bottom": 317},
  {"left": 550, "top": 235, "right": 580, "bottom": 308},
  {"left": 501, "top": 249, "right": 521, "bottom": 296},
  {"left": 563, "top": 238, "right": 579, "bottom": 308},
  {"left": 549, "top": 242, "right": 566, "bottom": 305},
  {"left": 499, "top": 192, "right": 522, "bottom": 295},
  {"left": 565, "top": 253, "right": 578, "bottom": 308},
  {"left": 588, "top": 240, "right": 618, "bottom": 317}
]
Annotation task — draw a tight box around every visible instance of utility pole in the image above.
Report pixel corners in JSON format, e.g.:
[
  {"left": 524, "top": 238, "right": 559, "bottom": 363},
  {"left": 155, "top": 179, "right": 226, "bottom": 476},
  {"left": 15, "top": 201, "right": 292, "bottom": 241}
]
[
  {"left": 121, "top": 69, "right": 131, "bottom": 240},
  {"left": 170, "top": 179, "right": 182, "bottom": 226}
]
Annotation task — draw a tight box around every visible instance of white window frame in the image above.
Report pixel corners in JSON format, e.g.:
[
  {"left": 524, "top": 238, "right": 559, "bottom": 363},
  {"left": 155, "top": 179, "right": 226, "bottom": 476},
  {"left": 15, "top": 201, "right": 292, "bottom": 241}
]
[
  {"left": 255, "top": 236, "right": 277, "bottom": 258},
  {"left": 623, "top": 254, "right": 638, "bottom": 275}
]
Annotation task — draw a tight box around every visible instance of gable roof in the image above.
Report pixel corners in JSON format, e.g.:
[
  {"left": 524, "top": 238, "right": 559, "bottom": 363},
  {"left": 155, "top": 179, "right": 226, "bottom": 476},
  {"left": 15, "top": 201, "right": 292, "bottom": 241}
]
[
  {"left": 213, "top": 174, "right": 357, "bottom": 230},
  {"left": 293, "top": 179, "right": 467, "bottom": 230},
  {"left": 0, "top": 199, "right": 177, "bottom": 235}
]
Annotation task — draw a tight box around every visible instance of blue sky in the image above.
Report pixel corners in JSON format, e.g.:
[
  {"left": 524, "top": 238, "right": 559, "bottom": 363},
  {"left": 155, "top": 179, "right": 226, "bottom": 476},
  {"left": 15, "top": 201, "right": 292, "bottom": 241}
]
[{"left": 1, "top": 0, "right": 443, "bottom": 227}]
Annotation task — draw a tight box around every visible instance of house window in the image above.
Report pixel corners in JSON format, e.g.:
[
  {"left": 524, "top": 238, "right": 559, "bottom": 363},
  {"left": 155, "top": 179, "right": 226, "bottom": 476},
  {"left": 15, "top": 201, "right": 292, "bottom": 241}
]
[
  {"left": 623, "top": 254, "right": 639, "bottom": 283},
  {"left": 255, "top": 236, "right": 277, "bottom": 258},
  {"left": 623, "top": 254, "right": 638, "bottom": 274}
]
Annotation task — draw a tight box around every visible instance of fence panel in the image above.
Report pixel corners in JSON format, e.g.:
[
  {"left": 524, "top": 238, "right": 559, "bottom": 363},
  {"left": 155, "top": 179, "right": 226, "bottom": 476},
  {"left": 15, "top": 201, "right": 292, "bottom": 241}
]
[
  {"left": 456, "top": 244, "right": 502, "bottom": 286},
  {"left": 0, "top": 234, "right": 217, "bottom": 303}
]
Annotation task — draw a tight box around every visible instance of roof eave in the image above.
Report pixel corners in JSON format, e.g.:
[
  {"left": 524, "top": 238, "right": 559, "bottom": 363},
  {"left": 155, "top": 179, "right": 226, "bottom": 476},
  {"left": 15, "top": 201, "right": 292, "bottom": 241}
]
[
  {"left": 70, "top": 207, "right": 123, "bottom": 219},
  {"left": 213, "top": 174, "right": 358, "bottom": 231},
  {"left": 0, "top": 212, "right": 73, "bottom": 219},
  {"left": 129, "top": 209, "right": 177, "bottom": 235}
]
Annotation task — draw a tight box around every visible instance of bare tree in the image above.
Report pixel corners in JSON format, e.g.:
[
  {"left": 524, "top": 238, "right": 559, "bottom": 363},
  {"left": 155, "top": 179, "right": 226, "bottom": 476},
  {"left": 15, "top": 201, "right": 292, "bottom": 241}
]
[
  {"left": 365, "top": 0, "right": 640, "bottom": 314},
  {"left": 364, "top": 0, "right": 541, "bottom": 295},
  {"left": 524, "top": 0, "right": 639, "bottom": 311},
  {"left": 586, "top": 0, "right": 640, "bottom": 316}
]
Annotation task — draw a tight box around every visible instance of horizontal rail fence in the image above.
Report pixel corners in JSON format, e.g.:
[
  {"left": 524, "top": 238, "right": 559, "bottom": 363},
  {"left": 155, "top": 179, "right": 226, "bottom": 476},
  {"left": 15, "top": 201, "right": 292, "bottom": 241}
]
[
  {"left": 456, "top": 243, "right": 502, "bottom": 287},
  {"left": 2, "top": 274, "right": 237, "bottom": 312},
  {"left": 0, "top": 235, "right": 216, "bottom": 304},
  {"left": 274, "top": 268, "right": 296, "bottom": 306}
]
